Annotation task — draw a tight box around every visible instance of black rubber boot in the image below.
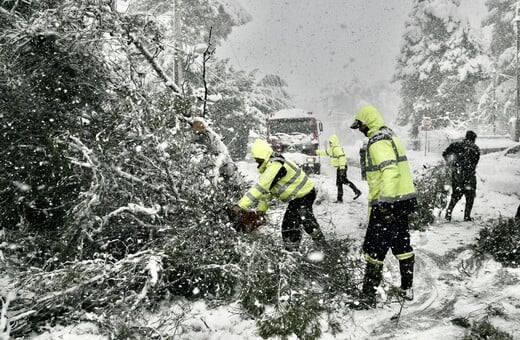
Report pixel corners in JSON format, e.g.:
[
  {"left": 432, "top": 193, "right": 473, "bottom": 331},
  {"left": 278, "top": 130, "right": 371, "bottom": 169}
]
[
  {"left": 310, "top": 229, "right": 328, "bottom": 250},
  {"left": 347, "top": 181, "right": 361, "bottom": 200},
  {"left": 399, "top": 255, "right": 415, "bottom": 290},
  {"left": 398, "top": 255, "right": 415, "bottom": 301},
  {"left": 336, "top": 183, "right": 343, "bottom": 203},
  {"left": 445, "top": 201, "right": 455, "bottom": 221},
  {"left": 358, "top": 262, "right": 383, "bottom": 308}
]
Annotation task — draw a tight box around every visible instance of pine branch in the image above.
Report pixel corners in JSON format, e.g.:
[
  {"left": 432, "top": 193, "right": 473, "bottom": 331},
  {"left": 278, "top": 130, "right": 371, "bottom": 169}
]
[
  {"left": 201, "top": 27, "right": 215, "bottom": 117},
  {"left": 8, "top": 250, "right": 163, "bottom": 335}
]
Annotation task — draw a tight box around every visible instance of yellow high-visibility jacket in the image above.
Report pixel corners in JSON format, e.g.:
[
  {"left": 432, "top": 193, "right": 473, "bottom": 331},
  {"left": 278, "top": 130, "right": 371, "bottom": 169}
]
[
  {"left": 354, "top": 105, "right": 416, "bottom": 207},
  {"left": 316, "top": 134, "right": 347, "bottom": 169},
  {"left": 238, "top": 139, "right": 315, "bottom": 212}
]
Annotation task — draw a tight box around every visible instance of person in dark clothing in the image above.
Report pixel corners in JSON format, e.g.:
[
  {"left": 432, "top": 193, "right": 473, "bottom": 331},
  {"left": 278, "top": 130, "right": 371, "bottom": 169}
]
[{"left": 442, "top": 130, "right": 481, "bottom": 222}]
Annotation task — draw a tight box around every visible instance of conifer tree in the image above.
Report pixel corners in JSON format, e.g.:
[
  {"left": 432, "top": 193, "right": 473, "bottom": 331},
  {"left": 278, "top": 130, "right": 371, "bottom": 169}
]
[
  {"left": 394, "top": 0, "right": 490, "bottom": 146},
  {"left": 479, "top": 0, "right": 517, "bottom": 133}
]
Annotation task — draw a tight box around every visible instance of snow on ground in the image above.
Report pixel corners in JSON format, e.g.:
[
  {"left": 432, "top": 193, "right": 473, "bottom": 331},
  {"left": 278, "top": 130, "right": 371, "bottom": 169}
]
[{"left": 24, "top": 139, "right": 520, "bottom": 339}]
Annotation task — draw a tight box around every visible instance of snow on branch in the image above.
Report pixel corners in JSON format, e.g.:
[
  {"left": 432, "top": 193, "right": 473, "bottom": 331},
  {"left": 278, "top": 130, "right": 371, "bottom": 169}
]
[
  {"left": 127, "top": 32, "right": 182, "bottom": 96},
  {"left": 8, "top": 250, "right": 166, "bottom": 335},
  {"left": 103, "top": 203, "right": 161, "bottom": 226},
  {"left": 0, "top": 292, "right": 15, "bottom": 340},
  {"left": 112, "top": 166, "right": 167, "bottom": 193},
  {"left": 130, "top": 255, "right": 163, "bottom": 312},
  {"left": 191, "top": 117, "right": 245, "bottom": 187}
]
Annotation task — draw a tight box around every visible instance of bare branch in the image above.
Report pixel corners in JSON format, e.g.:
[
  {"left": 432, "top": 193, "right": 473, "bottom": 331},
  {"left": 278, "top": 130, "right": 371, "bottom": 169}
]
[
  {"left": 127, "top": 32, "right": 183, "bottom": 96},
  {"left": 202, "top": 27, "right": 215, "bottom": 117}
]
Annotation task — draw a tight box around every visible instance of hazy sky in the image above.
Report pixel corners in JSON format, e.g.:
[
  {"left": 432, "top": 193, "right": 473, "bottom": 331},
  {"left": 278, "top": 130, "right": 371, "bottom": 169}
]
[{"left": 217, "top": 0, "right": 488, "bottom": 111}]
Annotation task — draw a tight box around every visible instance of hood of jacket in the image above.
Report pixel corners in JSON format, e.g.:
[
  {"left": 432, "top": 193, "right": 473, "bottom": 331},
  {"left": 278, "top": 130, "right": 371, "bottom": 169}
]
[
  {"left": 328, "top": 134, "right": 340, "bottom": 147},
  {"left": 251, "top": 139, "right": 273, "bottom": 173},
  {"left": 354, "top": 104, "right": 385, "bottom": 137}
]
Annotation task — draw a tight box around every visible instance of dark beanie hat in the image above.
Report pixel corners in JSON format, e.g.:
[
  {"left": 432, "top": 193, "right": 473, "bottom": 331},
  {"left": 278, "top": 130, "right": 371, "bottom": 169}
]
[{"left": 466, "top": 130, "right": 477, "bottom": 141}]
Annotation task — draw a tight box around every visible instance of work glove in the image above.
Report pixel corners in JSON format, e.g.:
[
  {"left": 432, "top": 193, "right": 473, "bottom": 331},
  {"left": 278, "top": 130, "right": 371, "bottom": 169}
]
[
  {"left": 256, "top": 210, "right": 267, "bottom": 226},
  {"left": 231, "top": 205, "right": 243, "bottom": 214},
  {"left": 230, "top": 205, "right": 264, "bottom": 232}
]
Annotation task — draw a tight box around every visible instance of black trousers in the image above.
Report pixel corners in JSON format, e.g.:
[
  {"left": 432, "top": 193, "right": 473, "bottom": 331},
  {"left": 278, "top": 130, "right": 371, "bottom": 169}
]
[
  {"left": 281, "top": 189, "right": 323, "bottom": 246},
  {"left": 362, "top": 204, "right": 416, "bottom": 297},
  {"left": 446, "top": 172, "right": 476, "bottom": 219},
  {"left": 362, "top": 207, "right": 413, "bottom": 262},
  {"left": 336, "top": 168, "right": 360, "bottom": 200}
]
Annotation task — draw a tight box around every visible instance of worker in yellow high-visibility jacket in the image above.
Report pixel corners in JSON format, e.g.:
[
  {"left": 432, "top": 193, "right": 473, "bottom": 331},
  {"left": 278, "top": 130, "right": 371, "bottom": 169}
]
[
  {"left": 350, "top": 104, "right": 418, "bottom": 308},
  {"left": 316, "top": 134, "right": 361, "bottom": 202},
  {"left": 232, "top": 139, "right": 327, "bottom": 251}
]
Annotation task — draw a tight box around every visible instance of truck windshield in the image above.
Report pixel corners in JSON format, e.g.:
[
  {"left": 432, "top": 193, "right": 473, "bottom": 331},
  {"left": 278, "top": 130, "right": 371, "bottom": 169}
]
[{"left": 269, "top": 118, "right": 314, "bottom": 135}]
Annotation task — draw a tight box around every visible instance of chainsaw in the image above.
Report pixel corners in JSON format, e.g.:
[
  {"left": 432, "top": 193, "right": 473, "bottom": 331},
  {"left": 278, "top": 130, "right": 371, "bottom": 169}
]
[{"left": 227, "top": 206, "right": 265, "bottom": 233}]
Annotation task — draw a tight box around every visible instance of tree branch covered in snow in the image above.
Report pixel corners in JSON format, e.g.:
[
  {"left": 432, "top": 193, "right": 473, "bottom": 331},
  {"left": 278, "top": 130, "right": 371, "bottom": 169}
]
[
  {"left": 127, "top": 32, "right": 183, "bottom": 96},
  {"left": 394, "top": 0, "right": 491, "bottom": 142}
]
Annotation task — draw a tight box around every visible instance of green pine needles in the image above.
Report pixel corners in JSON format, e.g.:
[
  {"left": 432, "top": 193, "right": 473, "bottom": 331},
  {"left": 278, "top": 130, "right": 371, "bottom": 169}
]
[
  {"left": 410, "top": 162, "right": 451, "bottom": 230},
  {"left": 474, "top": 217, "right": 520, "bottom": 268}
]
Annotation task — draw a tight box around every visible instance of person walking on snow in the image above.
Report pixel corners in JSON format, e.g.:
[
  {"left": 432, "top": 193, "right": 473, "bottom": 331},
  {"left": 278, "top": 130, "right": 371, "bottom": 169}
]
[
  {"left": 442, "top": 130, "right": 480, "bottom": 222},
  {"left": 232, "top": 139, "right": 327, "bottom": 251},
  {"left": 316, "top": 134, "right": 361, "bottom": 202},
  {"left": 350, "top": 104, "right": 418, "bottom": 308}
]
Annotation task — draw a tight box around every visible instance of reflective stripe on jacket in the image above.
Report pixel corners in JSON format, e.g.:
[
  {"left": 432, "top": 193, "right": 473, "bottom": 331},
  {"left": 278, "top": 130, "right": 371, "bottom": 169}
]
[
  {"left": 316, "top": 134, "right": 346, "bottom": 169},
  {"left": 238, "top": 155, "right": 315, "bottom": 212},
  {"left": 354, "top": 105, "right": 416, "bottom": 207}
]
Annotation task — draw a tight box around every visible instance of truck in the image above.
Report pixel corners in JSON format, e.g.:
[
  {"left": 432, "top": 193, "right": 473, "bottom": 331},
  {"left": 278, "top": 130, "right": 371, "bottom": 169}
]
[{"left": 266, "top": 109, "right": 323, "bottom": 174}]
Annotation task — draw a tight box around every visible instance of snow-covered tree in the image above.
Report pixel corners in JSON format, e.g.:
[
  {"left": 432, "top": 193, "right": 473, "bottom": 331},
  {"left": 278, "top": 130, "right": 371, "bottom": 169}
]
[
  {"left": 120, "top": 0, "right": 284, "bottom": 160},
  {"left": 125, "top": 0, "right": 246, "bottom": 94},
  {"left": 394, "top": 0, "right": 491, "bottom": 146},
  {"left": 248, "top": 74, "right": 294, "bottom": 137},
  {"left": 0, "top": 0, "right": 249, "bottom": 246},
  {"left": 189, "top": 59, "right": 264, "bottom": 160},
  {"left": 253, "top": 74, "right": 294, "bottom": 114},
  {"left": 319, "top": 77, "right": 400, "bottom": 122},
  {"left": 184, "top": 63, "right": 294, "bottom": 160},
  {"left": 0, "top": 0, "right": 129, "bottom": 233},
  {"left": 479, "top": 0, "right": 518, "bottom": 133},
  {"left": 127, "top": 0, "right": 239, "bottom": 46},
  {"left": 0, "top": 2, "right": 351, "bottom": 339}
]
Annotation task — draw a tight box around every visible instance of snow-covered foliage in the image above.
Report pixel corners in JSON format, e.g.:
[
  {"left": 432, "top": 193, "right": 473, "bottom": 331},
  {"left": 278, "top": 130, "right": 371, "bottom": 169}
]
[
  {"left": 479, "top": 0, "right": 519, "bottom": 134},
  {"left": 394, "top": 0, "right": 491, "bottom": 146},
  {"left": 0, "top": 1, "right": 359, "bottom": 338},
  {"left": 252, "top": 74, "right": 294, "bottom": 116},
  {"left": 475, "top": 216, "right": 520, "bottom": 267},
  {"left": 409, "top": 162, "right": 451, "bottom": 229},
  {"left": 216, "top": 0, "right": 252, "bottom": 26},
  {"left": 127, "top": 0, "right": 237, "bottom": 46},
  {"left": 319, "top": 77, "right": 400, "bottom": 126},
  {"left": 186, "top": 60, "right": 267, "bottom": 160},
  {"left": 0, "top": 0, "right": 130, "bottom": 234},
  {"left": 1, "top": 0, "right": 520, "bottom": 339}
]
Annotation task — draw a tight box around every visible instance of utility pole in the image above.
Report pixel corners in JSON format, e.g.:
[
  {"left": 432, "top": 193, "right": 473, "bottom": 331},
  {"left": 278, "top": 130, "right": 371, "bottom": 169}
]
[
  {"left": 492, "top": 66, "right": 498, "bottom": 135},
  {"left": 173, "top": 0, "right": 183, "bottom": 87},
  {"left": 514, "top": 2, "right": 520, "bottom": 141}
]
